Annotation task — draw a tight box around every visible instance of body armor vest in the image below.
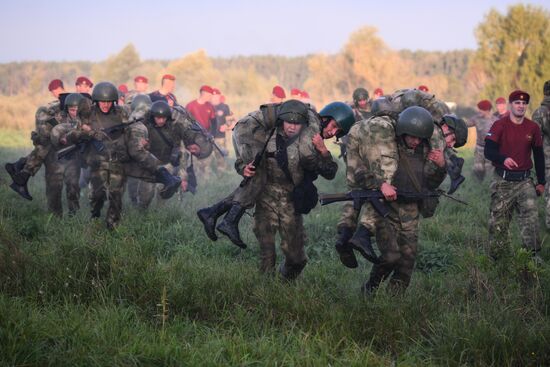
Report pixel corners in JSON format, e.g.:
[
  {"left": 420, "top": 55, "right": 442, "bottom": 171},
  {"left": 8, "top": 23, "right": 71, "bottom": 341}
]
[{"left": 391, "top": 141, "right": 426, "bottom": 201}]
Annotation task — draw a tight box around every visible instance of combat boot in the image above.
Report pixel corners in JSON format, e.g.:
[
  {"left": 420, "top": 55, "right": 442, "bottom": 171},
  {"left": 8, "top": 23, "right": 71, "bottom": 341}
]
[
  {"left": 348, "top": 225, "right": 380, "bottom": 264},
  {"left": 279, "top": 260, "right": 307, "bottom": 281},
  {"left": 335, "top": 226, "right": 358, "bottom": 269},
  {"left": 7, "top": 169, "right": 32, "bottom": 201},
  {"left": 196, "top": 200, "right": 232, "bottom": 241},
  {"left": 216, "top": 204, "right": 247, "bottom": 249},
  {"left": 155, "top": 167, "right": 182, "bottom": 199},
  {"left": 447, "top": 155, "right": 465, "bottom": 194}
]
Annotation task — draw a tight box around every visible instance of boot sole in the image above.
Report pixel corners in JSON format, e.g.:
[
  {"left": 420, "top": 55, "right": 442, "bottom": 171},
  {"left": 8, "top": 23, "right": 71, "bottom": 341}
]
[
  {"left": 9, "top": 183, "right": 32, "bottom": 201},
  {"left": 160, "top": 179, "right": 182, "bottom": 199},
  {"left": 196, "top": 210, "right": 218, "bottom": 241},
  {"left": 216, "top": 224, "right": 247, "bottom": 249},
  {"left": 349, "top": 242, "right": 380, "bottom": 264}
]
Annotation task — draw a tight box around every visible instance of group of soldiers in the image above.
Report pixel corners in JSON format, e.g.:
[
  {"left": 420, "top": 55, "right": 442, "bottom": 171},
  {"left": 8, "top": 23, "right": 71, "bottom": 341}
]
[{"left": 4, "top": 76, "right": 550, "bottom": 292}]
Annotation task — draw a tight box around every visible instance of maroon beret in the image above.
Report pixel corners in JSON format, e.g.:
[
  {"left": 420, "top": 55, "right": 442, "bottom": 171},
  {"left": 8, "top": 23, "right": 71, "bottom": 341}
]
[
  {"left": 200, "top": 85, "right": 213, "bottom": 94},
  {"left": 418, "top": 85, "right": 429, "bottom": 92},
  {"left": 301, "top": 90, "right": 310, "bottom": 99},
  {"left": 290, "top": 88, "right": 301, "bottom": 96},
  {"left": 374, "top": 87, "right": 384, "bottom": 95},
  {"left": 508, "top": 90, "right": 530, "bottom": 104},
  {"left": 134, "top": 75, "right": 148, "bottom": 83},
  {"left": 211, "top": 87, "right": 221, "bottom": 95},
  {"left": 495, "top": 97, "right": 506, "bottom": 104},
  {"left": 162, "top": 74, "right": 176, "bottom": 81},
  {"left": 118, "top": 84, "right": 129, "bottom": 94},
  {"left": 48, "top": 79, "right": 64, "bottom": 91},
  {"left": 272, "top": 85, "right": 286, "bottom": 99},
  {"left": 75, "top": 76, "right": 93, "bottom": 87},
  {"left": 477, "top": 99, "right": 492, "bottom": 111}
]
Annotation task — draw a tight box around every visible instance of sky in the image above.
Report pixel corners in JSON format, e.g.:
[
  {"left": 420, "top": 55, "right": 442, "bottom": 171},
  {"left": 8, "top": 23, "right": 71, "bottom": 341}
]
[{"left": 1, "top": 0, "right": 548, "bottom": 62}]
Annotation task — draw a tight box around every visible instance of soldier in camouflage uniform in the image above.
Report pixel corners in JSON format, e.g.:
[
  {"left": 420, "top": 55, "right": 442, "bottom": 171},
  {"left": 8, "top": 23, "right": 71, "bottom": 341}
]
[
  {"left": 345, "top": 106, "right": 447, "bottom": 292},
  {"left": 532, "top": 80, "right": 550, "bottom": 229},
  {"left": 5, "top": 79, "right": 66, "bottom": 200},
  {"left": 351, "top": 87, "right": 372, "bottom": 121},
  {"left": 124, "top": 75, "right": 149, "bottom": 107},
  {"left": 484, "top": 90, "right": 545, "bottom": 260},
  {"left": 130, "top": 100, "right": 212, "bottom": 208},
  {"left": 197, "top": 101, "right": 355, "bottom": 249},
  {"left": 466, "top": 100, "right": 497, "bottom": 182},
  {"left": 65, "top": 82, "right": 181, "bottom": 229},
  {"left": 46, "top": 93, "right": 86, "bottom": 216},
  {"left": 250, "top": 100, "right": 339, "bottom": 278}
]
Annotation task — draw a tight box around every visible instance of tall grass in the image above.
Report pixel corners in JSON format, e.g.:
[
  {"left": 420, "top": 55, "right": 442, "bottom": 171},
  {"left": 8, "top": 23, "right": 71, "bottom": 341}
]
[{"left": 1, "top": 147, "right": 550, "bottom": 366}]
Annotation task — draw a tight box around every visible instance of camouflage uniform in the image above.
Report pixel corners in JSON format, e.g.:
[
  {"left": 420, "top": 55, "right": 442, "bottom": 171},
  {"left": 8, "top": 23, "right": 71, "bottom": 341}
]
[
  {"left": 71, "top": 102, "right": 161, "bottom": 228},
  {"left": 253, "top": 122, "right": 338, "bottom": 277},
  {"left": 344, "top": 113, "right": 446, "bottom": 291},
  {"left": 128, "top": 106, "right": 204, "bottom": 208},
  {"left": 48, "top": 114, "right": 82, "bottom": 216},
  {"left": 532, "top": 96, "right": 550, "bottom": 228},
  {"left": 466, "top": 113, "right": 497, "bottom": 181}
]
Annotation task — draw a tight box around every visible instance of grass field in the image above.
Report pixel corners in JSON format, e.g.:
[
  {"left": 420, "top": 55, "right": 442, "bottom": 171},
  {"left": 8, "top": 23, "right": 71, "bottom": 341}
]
[{"left": 1, "top": 146, "right": 550, "bottom": 366}]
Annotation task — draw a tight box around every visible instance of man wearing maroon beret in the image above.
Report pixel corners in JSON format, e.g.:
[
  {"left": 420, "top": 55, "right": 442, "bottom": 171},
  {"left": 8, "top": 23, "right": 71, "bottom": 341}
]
[
  {"left": 75, "top": 76, "right": 93, "bottom": 94},
  {"left": 484, "top": 90, "right": 545, "bottom": 262},
  {"left": 186, "top": 85, "right": 217, "bottom": 178},
  {"left": 149, "top": 74, "right": 178, "bottom": 106},
  {"left": 270, "top": 85, "right": 286, "bottom": 103},
  {"left": 124, "top": 75, "right": 149, "bottom": 105},
  {"left": 373, "top": 88, "right": 384, "bottom": 100},
  {"left": 466, "top": 100, "right": 497, "bottom": 182},
  {"left": 493, "top": 97, "right": 509, "bottom": 119}
]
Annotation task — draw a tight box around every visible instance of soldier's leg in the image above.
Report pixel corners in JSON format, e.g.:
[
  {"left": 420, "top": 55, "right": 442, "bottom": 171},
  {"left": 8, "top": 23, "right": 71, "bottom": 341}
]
[
  {"left": 137, "top": 181, "right": 156, "bottom": 209},
  {"left": 388, "top": 203, "right": 420, "bottom": 292},
  {"left": 253, "top": 198, "right": 278, "bottom": 273},
  {"left": 348, "top": 204, "right": 380, "bottom": 263},
  {"left": 126, "top": 177, "right": 140, "bottom": 206},
  {"left": 516, "top": 180, "right": 541, "bottom": 253},
  {"left": 64, "top": 159, "right": 81, "bottom": 215},
  {"left": 488, "top": 176, "right": 515, "bottom": 260},
  {"left": 214, "top": 137, "right": 227, "bottom": 174},
  {"left": 89, "top": 168, "right": 107, "bottom": 218},
  {"left": 335, "top": 203, "right": 360, "bottom": 268},
  {"left": 79, "top": 167, "right": 91, "bottom": 189},
  {"left": 472, "top": 145, "right": 486, "bottom": 182},
  {"left": 278, "top": 201, "right": 307, "bottom": 280},
  {"left": 22, "top": 144, "right": 50, "bottom": 176},
  {"left": 44, "top": 154, "right": 64, "bottom": 217},
  {"left": 105, "top": 166, "right": 126, "bottom": 229}
]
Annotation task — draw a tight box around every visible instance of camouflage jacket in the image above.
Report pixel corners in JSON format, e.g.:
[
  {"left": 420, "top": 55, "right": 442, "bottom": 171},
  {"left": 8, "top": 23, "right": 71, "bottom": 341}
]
[
  {"left": 50, "top": 114, "right": 83, "bottom": 150},
  {"left": 532, "top": 96, "right": 550, "bottom": 160},
  {"left": 32, "top": 100, "right": 63, "bottom": 145},
  {"left": 466, "top": 112, "right": 497, "bottom": 147},
  {"left": 390, "top": 89, "right": 450, "bottom": 121}
]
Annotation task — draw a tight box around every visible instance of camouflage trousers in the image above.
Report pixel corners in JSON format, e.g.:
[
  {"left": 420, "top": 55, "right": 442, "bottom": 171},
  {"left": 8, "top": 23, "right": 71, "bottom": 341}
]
[
  {"left": 89, "top": 162, "right": 126, "bottom": 228},
  {"left": 44, "top": 152, "right": 80, "bottom": 217},
  {"left": 253, "top": 184, "right": 307, "bottom": 274},
  {"left": 472, "top": 144, "right": 493, "bottom": 182},
  {"left": 23, "top": 143, "right": 51, "bottom": 176},
  {"left": 367, "top": 201, "right": 420, "bottom": 292},
  {"left": 127, "top": 163, "right": 180, "bottom": 209},
  {"left": 545, "top": 165, "right": 550, "bottom": 229},
  {"left": 488, "top": 174, "right": 540, "bottom": 259},
  {"left": 195, "top": 147, "right": 227, "bottom": 180}
]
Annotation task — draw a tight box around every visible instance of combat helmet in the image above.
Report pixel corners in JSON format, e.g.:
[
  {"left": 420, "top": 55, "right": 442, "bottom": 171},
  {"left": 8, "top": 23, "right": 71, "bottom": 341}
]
[
  {"left": 441, "top": 114, "right": 468, "bottom": 148},
  {"left": 92, "top": 82, "right": 119, "bottom": 103},
  {"left": 370, "top": 97, "right": 394, "bottom": 114},
  {"left": 131, "top": 94, "right": 153, "bottom": 113},
  {"left": 396, "top": 106, "right": 434, "bottom": 139},
  {"left": 150, "top": 100, "right": 172, "bottom": 119},
  {"left": 64, "top": 93, "right": 83, "bottom": 110},
  {"left": 277, "top": 99, "right": 309, "bottom": 125},
  {"left": 319, "top": 101, "right": 355, "bottom": 138},
  {"left": 352, "top": 88, "right": 369, "bottom": 106}
]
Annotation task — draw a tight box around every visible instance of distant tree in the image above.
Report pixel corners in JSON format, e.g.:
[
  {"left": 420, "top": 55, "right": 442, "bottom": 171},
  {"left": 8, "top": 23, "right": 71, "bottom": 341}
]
[
  {"left": 474, "top": 4, "right": 550, "bottom": 109},
  {"left": 92, "top": 44, "right": 141, "bottom": 84}
]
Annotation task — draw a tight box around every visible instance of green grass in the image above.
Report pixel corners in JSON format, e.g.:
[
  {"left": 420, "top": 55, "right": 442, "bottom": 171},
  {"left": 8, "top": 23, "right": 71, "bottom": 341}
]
[{"left": 1, "top": 146, "right": 550, "bottom": 366}]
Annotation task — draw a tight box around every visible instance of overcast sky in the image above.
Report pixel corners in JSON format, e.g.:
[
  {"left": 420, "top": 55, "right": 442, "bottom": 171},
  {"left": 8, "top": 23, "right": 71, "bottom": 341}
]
[{"left": 1, "top": 0, "right": 548, "bottom": 62}]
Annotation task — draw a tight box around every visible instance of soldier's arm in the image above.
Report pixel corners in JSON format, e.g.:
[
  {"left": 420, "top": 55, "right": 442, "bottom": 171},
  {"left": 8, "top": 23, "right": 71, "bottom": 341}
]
[
  {"left": 125, "top": 122, "right": 162, "bottom": 173},
  {"left": 363, "top": 118, "right": 399, "bottom": 188}
]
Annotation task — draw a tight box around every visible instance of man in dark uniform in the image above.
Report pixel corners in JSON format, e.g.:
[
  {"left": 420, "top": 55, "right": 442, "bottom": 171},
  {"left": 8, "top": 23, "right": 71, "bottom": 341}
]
[
  {"left": 149, "top": 74, "right": 178, "bottom": 106},
  {"left": 484, "top": 90, "right": 545, "bottom": 261}
]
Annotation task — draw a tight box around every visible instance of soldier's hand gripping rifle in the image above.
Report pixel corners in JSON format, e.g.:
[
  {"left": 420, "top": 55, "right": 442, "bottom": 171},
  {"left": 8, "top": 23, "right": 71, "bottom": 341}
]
[
  {"left": 319, "top": 189, "right": 467, "bottom": 216},
  {"left": 239, "top": 127, "right": 277, "bottom": 188},
  {"left": 56, "top": 118, "right": 143, "bottom": 160}
]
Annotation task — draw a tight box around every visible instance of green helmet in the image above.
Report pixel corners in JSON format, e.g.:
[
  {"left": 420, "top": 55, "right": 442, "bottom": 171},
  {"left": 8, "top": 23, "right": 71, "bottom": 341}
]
[
  {"left": 370, "top": 97, "right": 394, "bottom": 114},
  {"left": 353, "top": 87, "right": 369, "bottom": 105},
  {"left": 277, "top": 99, "right": 308, "bottom": 125},
  {"left": 319, "top": 101, "right": 355, "bottom": 138},
  {"left": 64, "top": 93, "right": 83, "bottom": 110},
  {"left": 193, "top": 134, "right": 214, "bottom": 159},
  {"left": 151, "top": 101, "right": 171, "bottom": 119},
  {"left": 441, "top": 114, "right": 468, "bottom": 148},
  {"left": 131, "top": 94, "right": 153, "bottom": 113},
  {"left": 400, "top": 89, "right": 422, "bottom": 109},
  {"left": 396, "top": 106, "right": 434, "bottom": 139},
  {"left": 92, "top": 82, "right": 119, "bottom": 102}
]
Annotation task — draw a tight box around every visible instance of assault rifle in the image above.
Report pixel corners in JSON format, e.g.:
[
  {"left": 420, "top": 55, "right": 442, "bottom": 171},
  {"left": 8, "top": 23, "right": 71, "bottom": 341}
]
[
  {"left": 319, "top": 189, "right": 467, "bottom": 217},
  {"left": 57, "top": 118, "right": 143, "bottom": 160}
]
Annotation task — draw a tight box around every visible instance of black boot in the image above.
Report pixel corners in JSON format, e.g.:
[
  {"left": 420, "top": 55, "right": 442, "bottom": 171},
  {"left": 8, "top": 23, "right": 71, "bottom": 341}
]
[
  {"left": 335, "top": 226, "right": 358, "bottom": 269},
  {"left": 348, "top": 225, "right": 380, "bottom": 264},
  {"left": 7, "top": 168, "right": 32, "bottom": 201},
  {"left": 155, "top": 167, "right": 182, "bottom": 199},
  {"left": 447, "top": 156, "right": 465, "bottom": 194},
  {"left": 197, "top": 200, "right": 232, "bottom": 241},
  {"left": 279, "top": 261, "right": 307, "bottom": 281},
  {"left": 216, "top": 204, "right": 247, "bottom": 249}
]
